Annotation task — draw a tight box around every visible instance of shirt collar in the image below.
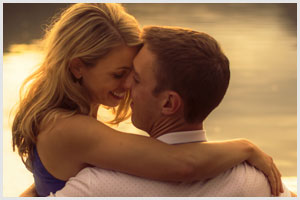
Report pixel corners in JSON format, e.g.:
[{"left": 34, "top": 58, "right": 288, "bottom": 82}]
[{"left": 156, "top": 129, "right": 207, "bottom": 144}]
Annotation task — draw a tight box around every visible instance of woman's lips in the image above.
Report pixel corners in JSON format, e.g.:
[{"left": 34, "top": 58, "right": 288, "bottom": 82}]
[{"left": 110, "top": 91, "right": 125, "bottom": 100}]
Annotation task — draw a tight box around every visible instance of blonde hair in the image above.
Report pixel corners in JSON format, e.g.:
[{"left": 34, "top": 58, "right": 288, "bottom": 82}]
[{"left": 12, "top": 3, "right": 142, "bottom": 170}]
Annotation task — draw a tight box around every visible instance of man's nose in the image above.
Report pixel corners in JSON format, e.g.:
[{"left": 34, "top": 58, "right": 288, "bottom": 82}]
[{"left": 123, "top": 71, "right": 133, "bottom": 90}]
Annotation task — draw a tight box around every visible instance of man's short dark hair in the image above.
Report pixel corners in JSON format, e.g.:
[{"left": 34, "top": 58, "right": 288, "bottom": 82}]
[{"left": 141, "top": 26, "right": 230, "bottom": 123}]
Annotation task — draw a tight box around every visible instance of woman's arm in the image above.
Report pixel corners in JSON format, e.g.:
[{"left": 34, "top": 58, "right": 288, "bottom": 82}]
[
  {"left": 52, "top": 115, "right": 282, "bottom": 196},
  {"left": 245, "top": 140, "right": 283, "bottom": 196},
  {"left": 180, "top": 139, "right": 283, "bottom": 196}
]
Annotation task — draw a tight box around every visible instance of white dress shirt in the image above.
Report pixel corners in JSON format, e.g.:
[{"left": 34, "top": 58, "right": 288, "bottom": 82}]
[{"left": 51, "top": 130, "right": 291, "bottom": 197}]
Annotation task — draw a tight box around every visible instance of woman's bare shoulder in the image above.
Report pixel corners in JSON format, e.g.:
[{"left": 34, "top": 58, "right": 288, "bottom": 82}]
[
  {"left": 44, "top": 114, "right": 119, "bottom": 149},
  {"left": 55, "top": 114, "right": 98, "bottom": 128},
  {"left": 37, "top": 114, "right": 98, "bottom": 178}
]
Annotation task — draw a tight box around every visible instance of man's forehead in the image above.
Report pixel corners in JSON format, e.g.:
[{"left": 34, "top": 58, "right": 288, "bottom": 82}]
[{"left": 133, "top": 44, "right": 156, "bottom": 73}]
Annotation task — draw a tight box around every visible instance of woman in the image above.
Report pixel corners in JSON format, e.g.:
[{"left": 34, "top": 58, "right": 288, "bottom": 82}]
[{"left": 12, "top": 3, "right": 282, "bottom": 196}]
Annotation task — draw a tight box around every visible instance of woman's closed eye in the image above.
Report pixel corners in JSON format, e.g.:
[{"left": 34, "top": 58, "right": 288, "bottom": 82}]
[
  {"left": 113, "top": 71, "right": 128, "bottom": 79},
  {"left": 113, "top": 73, "right": 124, "bottom": 79}
]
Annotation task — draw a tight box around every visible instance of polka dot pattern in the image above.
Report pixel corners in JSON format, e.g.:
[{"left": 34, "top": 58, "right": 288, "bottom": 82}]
[{"left": 52, "top": 162, "right": 291, "bottom": 197}]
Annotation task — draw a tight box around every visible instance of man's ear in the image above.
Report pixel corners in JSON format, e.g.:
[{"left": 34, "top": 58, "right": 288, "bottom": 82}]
[
  {"left": 69, "top": 58, "right": 85, "bottom": 79},
  {"left": 161, "top": 91, "right": 182, "bottom": 115}
]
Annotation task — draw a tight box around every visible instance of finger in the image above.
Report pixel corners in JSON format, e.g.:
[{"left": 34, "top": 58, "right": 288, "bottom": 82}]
[
  {"left": 268, "top": 170, "right": 276, "bottom": 196},
  {"left": 272, "top": 167, "right": 279, "bottom": 196},
  {"left": 274, "top": 163, "right": 283, "bottom": 193},
  {"left": 275, "top": 167, "right": 282, "bottom": 195}
]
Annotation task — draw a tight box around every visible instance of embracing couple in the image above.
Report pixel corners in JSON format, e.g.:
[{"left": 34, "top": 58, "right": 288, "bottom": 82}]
[{"left": 12, "top": 3, "right": 295, "bottom": 197}]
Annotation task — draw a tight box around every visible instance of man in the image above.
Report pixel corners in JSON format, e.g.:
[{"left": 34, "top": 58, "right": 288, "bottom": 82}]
[{"left": 28, "top": 26, "right": 295, "bottom": 197}]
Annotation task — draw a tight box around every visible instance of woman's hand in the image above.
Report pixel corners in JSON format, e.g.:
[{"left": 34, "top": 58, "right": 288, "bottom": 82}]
[{"left": 246, "top": 141, "right": 283, "bottom": 196}]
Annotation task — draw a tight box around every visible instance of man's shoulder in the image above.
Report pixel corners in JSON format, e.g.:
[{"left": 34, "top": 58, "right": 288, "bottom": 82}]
[
  {"left": 74, "top": 163, "right": 271, "bottom": 197},
  {"left": 232, "top": 162, "right": 271, "bottom": 193},
  {"left": 81, "top": 163, "right": 271, "bottom": 197},
  {"left": 203, "top": 162, "right": 272, "bottom": 196},
  {"left": 230, "top": 162, "right": 268, "bottom": 181},
  {"left": 226, "top": 162, "right": 292, "bottom": 197},
  {"left": 66, "top": 163, "right": 291, "bottom": 197}
]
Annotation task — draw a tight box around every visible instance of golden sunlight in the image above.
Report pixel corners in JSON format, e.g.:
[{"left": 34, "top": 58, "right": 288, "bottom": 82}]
[
  {"left": 3, "top": 43, "right": 44, "bottom": 197},
  {"left": 3, "top": 43, "right": 297, "bottom": 196},
  {"left": 3, "top": 3, "right": 297, "bottom": 197},
  {"left": 3, "top": 36, "right": 297, "bottom": 196}
]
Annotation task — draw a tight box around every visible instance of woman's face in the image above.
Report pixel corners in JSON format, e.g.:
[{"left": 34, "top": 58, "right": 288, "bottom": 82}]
[{"left": 81, "top": 45, "right": 139, "bottom": 107}]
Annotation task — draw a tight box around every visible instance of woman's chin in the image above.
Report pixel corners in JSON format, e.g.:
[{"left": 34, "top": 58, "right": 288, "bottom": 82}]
[{"left": 102, "top": 101, "right": 120, "bottom": 108}]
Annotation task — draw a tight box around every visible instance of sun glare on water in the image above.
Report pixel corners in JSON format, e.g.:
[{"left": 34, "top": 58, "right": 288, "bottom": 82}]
[{"left": 3, "top": 42, "right": 44, "bottom": 197}]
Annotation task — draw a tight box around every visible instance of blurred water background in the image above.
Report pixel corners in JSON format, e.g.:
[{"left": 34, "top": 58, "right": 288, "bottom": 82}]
[{"left": 3, "top": 3, "right": 297, "bottom": 196}]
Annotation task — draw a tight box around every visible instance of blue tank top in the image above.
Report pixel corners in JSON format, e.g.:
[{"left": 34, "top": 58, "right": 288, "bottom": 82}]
[{"left": 32, "top": 147, "right": 66, "bottom": 196}]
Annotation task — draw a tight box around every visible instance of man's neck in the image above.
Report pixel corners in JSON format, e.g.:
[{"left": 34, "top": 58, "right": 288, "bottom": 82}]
[{"left": 148, "top": 117, "right": 203, "bottom": 138}]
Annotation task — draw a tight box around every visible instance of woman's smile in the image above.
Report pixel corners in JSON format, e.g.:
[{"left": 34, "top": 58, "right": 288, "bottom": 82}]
[{"left": 110, "top": 91, "right": 125, "bottom": 100}]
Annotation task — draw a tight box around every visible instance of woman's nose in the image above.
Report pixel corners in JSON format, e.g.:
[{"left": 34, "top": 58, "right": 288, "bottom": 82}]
[{"left": 123, "top": 71, "right": 133, "bottom": 90}]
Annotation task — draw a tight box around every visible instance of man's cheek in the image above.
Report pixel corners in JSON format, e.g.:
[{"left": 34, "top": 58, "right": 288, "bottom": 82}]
[
  {"left": 130, "top": 90, "right": 138, "bottom": 100},
  {"left": 134, "top": 89, "right": 145, "bottom": 101}
]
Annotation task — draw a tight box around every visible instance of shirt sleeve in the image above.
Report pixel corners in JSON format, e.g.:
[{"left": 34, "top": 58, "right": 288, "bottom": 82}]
[
  {"left": 49, "top": 167, "right": 93, "bottom": 197},
  {"left": 49, "top": 163, "right": 292, "bottom": 197},
  {"left": 235, "top": 162, "right": 291, "bottom": 197},
  {"left": 49, "top": 166, "right": 189, "bottom": 197}
]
